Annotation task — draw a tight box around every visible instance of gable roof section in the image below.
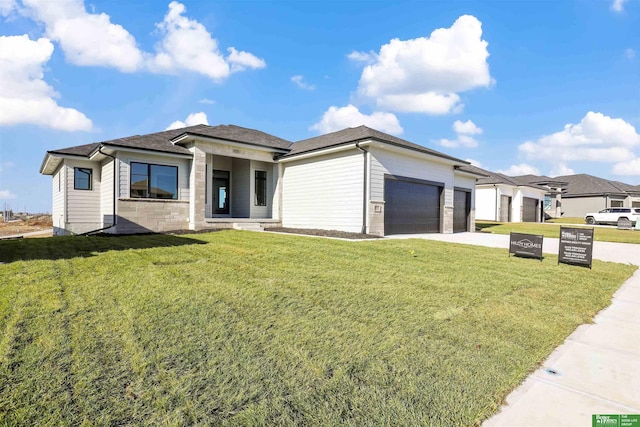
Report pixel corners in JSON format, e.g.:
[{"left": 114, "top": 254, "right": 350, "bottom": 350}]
[
  {"left": 553, "top": 173, "right": 640, "bottom": 197},
  {"left": 285, "top": 125, "right": 468, "bottom": 164},
  {"left": 171, "top": 124, "right": 292, "bottom": 150}
]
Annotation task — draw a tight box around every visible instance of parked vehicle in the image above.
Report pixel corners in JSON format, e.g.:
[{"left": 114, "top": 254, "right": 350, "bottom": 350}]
[{"left": 584, "top": 208, "right": 640, "bottom": 225}]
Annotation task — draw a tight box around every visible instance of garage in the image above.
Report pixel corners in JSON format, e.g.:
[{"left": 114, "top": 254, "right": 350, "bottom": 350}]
[
  {"left": 384, "top": 176, "right": 442, "bottom": 235},
  {"left": 522, "top": 197, "right": 538, "bottom": 222},
  {"left": 453, "top": 189, "right": 471, "bottom": 232}
]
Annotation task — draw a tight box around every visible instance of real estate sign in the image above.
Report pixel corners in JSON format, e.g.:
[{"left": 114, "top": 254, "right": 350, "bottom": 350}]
[
  {"left": 509, "top": 232, "right": 543, "bottom": 260},
  {"left": 558, "top": 227, "right": 594, "bottom": 268}
]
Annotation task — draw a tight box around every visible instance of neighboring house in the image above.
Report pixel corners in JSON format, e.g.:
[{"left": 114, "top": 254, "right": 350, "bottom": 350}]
[
  {"left": 513, "top": 173, "right": 640, "bottom": 218},
  {"left": 507, "top": 175, "right": 567, "bottom": 219},
  {"left": 470, "top": 166, "right": 547, "bottom": 222},
  {"left": 40, "top": 124, "right": 483, "bottom": 236}
]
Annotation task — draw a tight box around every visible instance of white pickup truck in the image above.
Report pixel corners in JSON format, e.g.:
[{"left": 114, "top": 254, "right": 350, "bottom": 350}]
[{"left": 584, "top": 208, "right": 640, "bottom": 225}]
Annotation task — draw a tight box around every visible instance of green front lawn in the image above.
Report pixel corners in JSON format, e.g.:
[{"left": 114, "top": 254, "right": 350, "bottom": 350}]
[
  {"left": 477, "top": 220, "right": 640, "bottom": 244},
  {"left": 0, "top": 231, "right": 635, "bottom": 426}
]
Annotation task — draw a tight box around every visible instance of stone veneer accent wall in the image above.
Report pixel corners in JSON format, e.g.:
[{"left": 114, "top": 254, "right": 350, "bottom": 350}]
[
  {"left": 442, "top": 206, "right": 454, "bottom": 233},
  {"left": 368, "top": 200, "right": 385, "bottom": 236},
  {"left": 116, "top": 199, "right": 189, "bottom": 234}
]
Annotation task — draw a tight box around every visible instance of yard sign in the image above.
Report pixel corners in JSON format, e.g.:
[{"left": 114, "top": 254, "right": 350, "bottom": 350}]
[
  {"left": 509, "top": 232, "right": 544, "bottom": 261},
  {"left": 558, "top": 227, "right": 594, "bottom": 269}
]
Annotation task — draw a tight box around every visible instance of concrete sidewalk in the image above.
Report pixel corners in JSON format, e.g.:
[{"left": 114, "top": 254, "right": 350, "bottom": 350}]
[{"left": 388, "top": 232, "right": 640, "bottom": 426}]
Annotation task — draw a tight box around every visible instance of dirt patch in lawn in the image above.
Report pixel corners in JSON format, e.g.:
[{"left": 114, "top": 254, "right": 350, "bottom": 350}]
[
  {"left": 265, "top": 227, "right": 382, "bottom": 239},
  {"left": 0, "top": 215, "right": 53, "bottom": 237}
]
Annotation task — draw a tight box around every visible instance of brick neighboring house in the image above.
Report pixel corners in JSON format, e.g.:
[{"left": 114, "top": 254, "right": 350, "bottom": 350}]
[{"left": 40, "top": 124, "right": 484, "bottom": 236}]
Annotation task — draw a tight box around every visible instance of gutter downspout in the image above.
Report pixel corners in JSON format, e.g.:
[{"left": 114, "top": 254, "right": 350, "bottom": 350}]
[
  {"left": 355, "top": 142, "right": 368, "bottom": 234},
  {"left": 494, "top": 184, "right": 499, "bottom": 221},
  {"left": 79, "top": 147, "right": 117, "bottom": 236}
]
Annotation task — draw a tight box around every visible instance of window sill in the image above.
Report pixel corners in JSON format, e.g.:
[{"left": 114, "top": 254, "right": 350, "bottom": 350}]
[{"left": 119, "top": 198, "right": 188, "bottom": 204}]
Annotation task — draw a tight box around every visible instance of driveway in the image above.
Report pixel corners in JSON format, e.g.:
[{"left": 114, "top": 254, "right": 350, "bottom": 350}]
[
  {"left": 388, "top": 232, "right": 640, "bottom": 266},
  {"left": 387, "top": 231, "right": 640, "bottom": 426}
]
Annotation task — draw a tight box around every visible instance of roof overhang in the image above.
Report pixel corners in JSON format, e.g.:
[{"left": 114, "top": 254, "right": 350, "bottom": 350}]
[
  {"left": 40, "top": 152, "right": 88, "bottom": 175},
  {"left": 88, "top": 144, "right": 194, "bottom": 161},
  {"left": 281, "top": 137, "right": 469, "bottom": 167},
  {"left": 171, "top": 132, "right": 290, "bottom": 154}
]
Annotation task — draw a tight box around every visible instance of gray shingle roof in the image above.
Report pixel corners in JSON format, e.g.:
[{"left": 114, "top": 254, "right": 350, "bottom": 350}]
[
  {"left": 48, "top": 124, "right": 292, "bottom": 158},
  {"left": 553, "top": 174, "right": 640, "bottom": 196},
  {"left": 285, "top": 125, "right": 468, "bottom": 163},
  {"left": 172, "top": 124, "right": 292, "bottom": 150}
]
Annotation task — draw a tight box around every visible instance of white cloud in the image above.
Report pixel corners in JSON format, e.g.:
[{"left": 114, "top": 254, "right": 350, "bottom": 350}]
[
  {"left": 497, "top": 163, "right": 540, "bottom": 176},
  {"left": 625, "top": 48, "right": 636, "bottom": 59},
  {"left": 0, "top": 190, "right": 17, "bottom": 199},
  {"left": 150, "top": 1, "right": 265, "bottom": 80},
  {"left": 165, "top": 111, "right": 208, "bottom": 130},
  {"left": 22, "top": 0, "right": 144, "bottom": 72},
  {"left": 0, "top": 35, "right": 92, "bottom": 131},
  {"left": 453, "top": 119, "right": 482, "bottom": 135},
  {"left": 347, "top": 50, "right": 377, "bottom": 63},
  {"left": 612, "top": 158, "right": 640, "bottom": 176},
  {"left": 549, "top": 163, "right": 575, "bottom": 177},
  {"left": 291, "top": 75, "right": 315, "bottom": 90},
  {"left": 18, "top": 0, "right": 265, "bottom": 80},
  {"left": 518, "top": 112, "right": 640, "bottom": 163},
  {"left": 310, "top": 104, "right": 403, "bottom": 135},
  {"left": 356, "top": 15, "right": 492, "bottom": 115},
  {"left": 437, "top": 119, "right": 482, "bottom": 148},
  {"left": 0, "top": 0, "right": 16, "bottom": 16},
  {"left": 611, "top": 0, "right": 627, "bottom": 12},
  {"left": 465, "top": 158, "right": 482, "bottom": 168},
  {"left": 198, "top": 98, "right": 215, "bottom": 104}
]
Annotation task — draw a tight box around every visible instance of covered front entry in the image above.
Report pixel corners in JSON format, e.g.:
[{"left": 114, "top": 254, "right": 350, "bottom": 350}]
[
  {"left": 523, "top": 197, "right": 538, "bottom": 222},
  {"left": 384, "top": 176, "right": 442, "bottom": 235},
  {"left": 453, "top": 189, "right": 471, "bottom": 232}
]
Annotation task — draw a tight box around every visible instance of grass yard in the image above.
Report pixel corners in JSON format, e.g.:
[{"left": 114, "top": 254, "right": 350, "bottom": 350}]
[
  {"left": 0, "top": 231, "right": 636, "bottom": 426},
  {"left": 477, "top": 220, "right": 640, "bottom": 244},
  {"left": 545, "top": 217, "right": 585, "bottom": 224}
]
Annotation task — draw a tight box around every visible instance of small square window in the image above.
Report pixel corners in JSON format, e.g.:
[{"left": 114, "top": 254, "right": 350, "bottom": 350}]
[{"left": 74, "top": 167, "right": 92, "bottom": 190}]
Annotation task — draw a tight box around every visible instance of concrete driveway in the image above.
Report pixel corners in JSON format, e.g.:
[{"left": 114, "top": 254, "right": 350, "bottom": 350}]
[{"left": 387, "top": 231, "right": 640, "bottom": 426}]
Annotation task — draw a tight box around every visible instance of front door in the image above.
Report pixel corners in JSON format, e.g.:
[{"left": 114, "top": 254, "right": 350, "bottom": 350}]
[{"left": 213, "top": 170, "right": 230, "bottom": 215}]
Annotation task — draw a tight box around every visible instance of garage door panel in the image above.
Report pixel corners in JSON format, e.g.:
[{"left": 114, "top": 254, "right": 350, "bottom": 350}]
[
  {"left": 384, "top": 178, "right": 441, "bottom": 234},
  {"left": 523, "top": 197, "right": 538, "bottom": 222}
]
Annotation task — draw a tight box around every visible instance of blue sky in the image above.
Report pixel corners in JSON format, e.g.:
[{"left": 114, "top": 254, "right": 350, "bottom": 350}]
[{"left": 0, "top": 0, "right": 638, "bottom": 213}]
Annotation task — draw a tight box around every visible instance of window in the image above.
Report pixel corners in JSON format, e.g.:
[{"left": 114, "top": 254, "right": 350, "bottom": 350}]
[
  {"left": 255, "top": 170, "right": 267, "bottom": 206},
  {"left": 544, "top": 195, "right": 552, "bottom": 210},
  {"left": 74, "top": 167, "right": 92, "bottom": 190},
  {"left": 610, "top": 200, "right": 624, "bottom": 208},
  {"left": 130, "top": 162, "right": 178, "bottom": 199}
]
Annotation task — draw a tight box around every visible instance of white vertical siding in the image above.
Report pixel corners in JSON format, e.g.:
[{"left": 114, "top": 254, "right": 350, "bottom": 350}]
[
  {"left": 52, "top": 166, "right": 65, "bottom": 235},
  {"left": 369, "top": 146, "right": 454, "bottom": 205},
  {"left": 282, "top": 150, "right": 364, "bottom": 232},
  {"left": 66, "top": 159, "right": 101, "bottom": 224},
  {"left": 118, "top": 153, "right": 190, "bottom": 201},
  {"left": 100, "top": 159, "right": 114, "bottom": 227},
  {"left": 476, "top": 187, "right": 498, "bottom": 221}
]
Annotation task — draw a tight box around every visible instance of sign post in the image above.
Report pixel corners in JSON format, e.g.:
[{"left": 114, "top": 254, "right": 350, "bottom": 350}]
[
  {"left": 509, "top": 232, "right": 544, "bottom": 261},
  {"left": 558, "top": 227, "right": 594, "bottom": 269}
]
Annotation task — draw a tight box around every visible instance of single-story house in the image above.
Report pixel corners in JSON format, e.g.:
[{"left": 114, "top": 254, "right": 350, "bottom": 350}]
[
  {"left": 470, "top": 166, "right": 546, "bottom": 222},
  {"left": 512, "top": 173, "right": 640, "bottom": 218},
  {"left": 40, "top": 124, "right": 483, "bottom": 236}
]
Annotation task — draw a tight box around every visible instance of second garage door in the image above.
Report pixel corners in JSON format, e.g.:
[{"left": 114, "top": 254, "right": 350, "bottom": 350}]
[
  {"left": 384, "top": 177, "right": 441, "bottom": 235},
  {"left": 522, "top": 197, "right": 538, "bottom": 222}
]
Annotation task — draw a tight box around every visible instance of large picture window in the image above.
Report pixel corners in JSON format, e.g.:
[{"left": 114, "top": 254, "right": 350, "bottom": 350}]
[
  {"left": 130, "top": 162, "right": 178, "bottom": 199},
  {"left": 74, "top": 167, "right": 92, "bottom": 190},
  {"left": 255, "top": 170, "right": 267, "bottom": 206}
]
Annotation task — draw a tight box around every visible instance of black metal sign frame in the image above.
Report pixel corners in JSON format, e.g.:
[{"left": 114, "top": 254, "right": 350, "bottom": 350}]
[
  {"left": 558, "top": 227, "right": 594, "bottom": 269},
  {"left": 509, "top": 232, "right": 544, "bottom": 261}
]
